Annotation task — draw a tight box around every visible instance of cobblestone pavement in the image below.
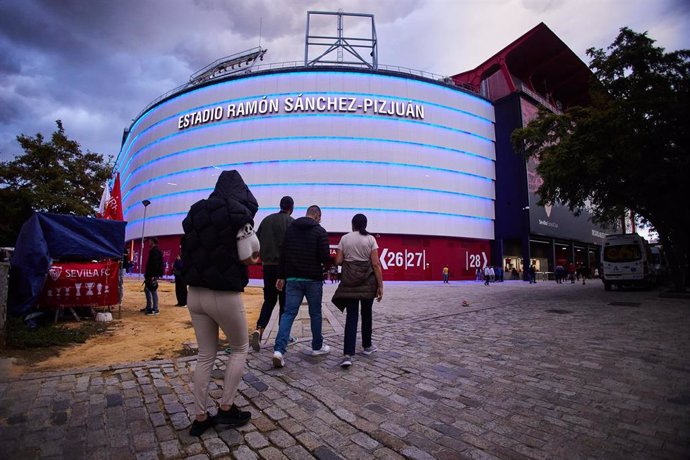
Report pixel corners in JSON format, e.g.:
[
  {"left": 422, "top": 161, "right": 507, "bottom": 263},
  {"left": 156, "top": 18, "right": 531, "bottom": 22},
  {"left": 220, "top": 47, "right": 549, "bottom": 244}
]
[{"left": 1, "top": 280, "right": 689, "bottom": 459}]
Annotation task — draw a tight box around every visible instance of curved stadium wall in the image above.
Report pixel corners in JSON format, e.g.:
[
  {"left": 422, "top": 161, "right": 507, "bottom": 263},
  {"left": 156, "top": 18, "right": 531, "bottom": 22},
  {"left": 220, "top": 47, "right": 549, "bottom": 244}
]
[{"left": 117, "top": 67, "right": 496, "bottom": 281}]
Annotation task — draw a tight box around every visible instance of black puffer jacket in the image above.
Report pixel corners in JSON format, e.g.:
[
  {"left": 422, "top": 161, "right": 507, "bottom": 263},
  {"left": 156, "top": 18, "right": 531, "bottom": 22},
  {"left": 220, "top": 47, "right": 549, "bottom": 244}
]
[
  {"left": 182, "top": 170, "right": 258, "bottom": 291},
  {"left": 279, "top": 216, "right": 330, "bottom": 281}
]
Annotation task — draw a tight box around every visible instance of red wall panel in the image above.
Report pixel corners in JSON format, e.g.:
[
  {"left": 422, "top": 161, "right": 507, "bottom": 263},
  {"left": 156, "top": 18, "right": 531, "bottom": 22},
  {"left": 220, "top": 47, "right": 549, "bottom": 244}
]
[{"left": 133, "top": 234, "right": 490, "bottom": 282}]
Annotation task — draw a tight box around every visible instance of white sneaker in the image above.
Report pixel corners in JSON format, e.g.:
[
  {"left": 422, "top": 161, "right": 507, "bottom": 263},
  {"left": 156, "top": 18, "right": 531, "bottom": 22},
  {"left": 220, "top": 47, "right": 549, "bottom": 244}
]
[
  {"left": 340, "top": 355, "right": 352, "bottom": 368},
  {"left": 311, "top": 344, "right": 331, "bottom": 356},
  {"left": 362, "top": 346, "right": 377, "bottom": 356},
  {"left": 272, "top": 351, "right": 285, "bottom": 368}
]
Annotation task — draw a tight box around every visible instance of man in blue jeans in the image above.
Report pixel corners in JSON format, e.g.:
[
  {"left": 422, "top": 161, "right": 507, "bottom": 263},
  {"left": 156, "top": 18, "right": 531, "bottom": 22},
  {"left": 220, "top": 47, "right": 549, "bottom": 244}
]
[{"left": 273, "top": 205, "right": 331, "bottom": 368}]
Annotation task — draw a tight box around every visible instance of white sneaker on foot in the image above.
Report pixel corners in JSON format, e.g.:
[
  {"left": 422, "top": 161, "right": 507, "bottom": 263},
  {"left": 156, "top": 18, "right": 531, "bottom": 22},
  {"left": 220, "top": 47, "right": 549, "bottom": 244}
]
[
  {"left": 250, "top": 330, "right": 261, "bottom": 352},
  {"left": 272, "top": 351, "right": 285, "bottom": 368},
  {"left": 311, "top": 344, "right": 331, "bottom": 356},
  {"left": 362, "top": 346, "right": 377, "bottom": 356},
  {"left": 340, "top": 355, "right": 352, "bottom": 368}
]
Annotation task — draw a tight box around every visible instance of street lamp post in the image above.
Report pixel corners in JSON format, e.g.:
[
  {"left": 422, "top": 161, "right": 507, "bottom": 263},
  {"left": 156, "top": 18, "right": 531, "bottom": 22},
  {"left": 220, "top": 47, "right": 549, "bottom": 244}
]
[{"left": 139, "top": 199, "right": 151, "bottom": 278}]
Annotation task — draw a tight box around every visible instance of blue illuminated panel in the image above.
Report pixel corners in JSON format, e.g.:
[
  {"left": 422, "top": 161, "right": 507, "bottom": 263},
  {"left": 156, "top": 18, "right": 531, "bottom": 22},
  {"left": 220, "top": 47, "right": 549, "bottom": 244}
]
[{"left": 117, "top": 69, "right": 496, "bottom": 241}]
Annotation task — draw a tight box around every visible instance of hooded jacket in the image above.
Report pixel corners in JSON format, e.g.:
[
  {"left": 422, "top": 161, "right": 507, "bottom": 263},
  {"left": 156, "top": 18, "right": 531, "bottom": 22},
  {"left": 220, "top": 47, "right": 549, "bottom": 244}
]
[
  {"left": 279, "top": 216, "right": 330, "bottom": 281},
  {"left": 182, "top": 170, "right": 258, "bottom": 291}
]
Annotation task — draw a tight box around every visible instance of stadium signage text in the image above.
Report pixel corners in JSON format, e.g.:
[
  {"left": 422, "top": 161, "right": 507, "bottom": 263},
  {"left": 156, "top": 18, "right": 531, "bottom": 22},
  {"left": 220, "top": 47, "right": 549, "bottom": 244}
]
[{"left": 177, "top": 95, "right": 425, "bottom": 130}]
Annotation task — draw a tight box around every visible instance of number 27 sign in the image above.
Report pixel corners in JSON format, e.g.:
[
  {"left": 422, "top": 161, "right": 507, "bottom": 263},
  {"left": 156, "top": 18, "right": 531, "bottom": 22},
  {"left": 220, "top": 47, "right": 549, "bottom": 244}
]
[{"left": 379, "top": 248, "right": 426, "bottom": 270}]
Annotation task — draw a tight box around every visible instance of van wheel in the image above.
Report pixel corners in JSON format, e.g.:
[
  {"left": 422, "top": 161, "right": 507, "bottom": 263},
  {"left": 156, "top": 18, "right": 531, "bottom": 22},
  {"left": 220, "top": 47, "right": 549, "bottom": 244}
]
[{"left": 604, "top": 282, "right": 612, "bottom": 291}]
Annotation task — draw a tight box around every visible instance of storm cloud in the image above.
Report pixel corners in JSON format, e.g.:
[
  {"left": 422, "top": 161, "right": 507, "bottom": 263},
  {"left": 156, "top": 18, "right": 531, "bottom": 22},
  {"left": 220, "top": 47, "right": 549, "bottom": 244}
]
[{"left": 1, "top": 0, "right": 688, "bottom": 162}]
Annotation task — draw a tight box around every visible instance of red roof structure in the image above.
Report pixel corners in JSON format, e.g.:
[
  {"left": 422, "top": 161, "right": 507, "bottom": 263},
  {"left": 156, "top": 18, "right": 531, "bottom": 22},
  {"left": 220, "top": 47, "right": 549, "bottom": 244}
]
[{"left": 452, "top": 22, "right": 592, "bottom": 110}]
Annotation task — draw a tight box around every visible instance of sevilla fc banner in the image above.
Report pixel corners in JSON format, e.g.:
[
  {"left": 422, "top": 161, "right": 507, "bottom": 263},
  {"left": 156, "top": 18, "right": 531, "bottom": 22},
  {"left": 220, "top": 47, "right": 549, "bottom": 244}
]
[{"left": 39, "top": 260, "right": 120, "bottom": 308}]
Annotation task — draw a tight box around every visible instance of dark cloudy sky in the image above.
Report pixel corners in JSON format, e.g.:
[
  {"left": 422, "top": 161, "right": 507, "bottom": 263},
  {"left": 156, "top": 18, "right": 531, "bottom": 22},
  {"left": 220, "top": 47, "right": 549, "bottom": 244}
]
[{"left": 1, "top": 0, "right": 688, "bottom": 163}]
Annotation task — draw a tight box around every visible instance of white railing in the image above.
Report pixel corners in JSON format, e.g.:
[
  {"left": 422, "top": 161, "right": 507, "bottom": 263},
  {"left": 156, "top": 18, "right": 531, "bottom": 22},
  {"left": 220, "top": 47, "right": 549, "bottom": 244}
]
[{"left": 514, "top": 81, "right": 563, "bottom": 114}]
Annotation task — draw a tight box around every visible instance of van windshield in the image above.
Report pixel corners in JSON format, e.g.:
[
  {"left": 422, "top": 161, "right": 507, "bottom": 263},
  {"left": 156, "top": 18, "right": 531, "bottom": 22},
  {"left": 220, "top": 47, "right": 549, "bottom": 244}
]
[{"left": 604, "top": 244, "right": 642, "bottom": 262}]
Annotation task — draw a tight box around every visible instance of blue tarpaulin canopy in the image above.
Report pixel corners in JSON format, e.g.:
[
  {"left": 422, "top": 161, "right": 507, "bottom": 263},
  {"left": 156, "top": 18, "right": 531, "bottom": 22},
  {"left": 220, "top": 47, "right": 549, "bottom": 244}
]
[{"left": 8, "top": 212, "right": 126, "bottom": 317}]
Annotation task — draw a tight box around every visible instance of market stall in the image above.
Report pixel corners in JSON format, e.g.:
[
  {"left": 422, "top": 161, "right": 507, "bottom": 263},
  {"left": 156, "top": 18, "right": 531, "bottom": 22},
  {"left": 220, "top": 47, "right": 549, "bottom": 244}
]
[{"left": 8, "top": 212, "right": 126, "bottom": 321}]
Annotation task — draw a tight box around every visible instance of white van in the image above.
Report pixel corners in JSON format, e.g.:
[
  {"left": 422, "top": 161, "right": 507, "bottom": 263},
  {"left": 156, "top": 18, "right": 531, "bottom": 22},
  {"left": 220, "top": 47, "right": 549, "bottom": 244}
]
[{"left": 601, "top": 233, "right": 656, "bottom": 290}]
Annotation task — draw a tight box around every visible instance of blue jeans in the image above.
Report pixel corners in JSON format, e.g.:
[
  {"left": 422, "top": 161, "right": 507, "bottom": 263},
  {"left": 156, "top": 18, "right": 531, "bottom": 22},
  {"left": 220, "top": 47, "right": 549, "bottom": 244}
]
[
  {"left": 145, "top": 286, "right": 159, "bottom": 312},
  {"left": 274, "top": 280, "right": 323, "bottom": 354}
]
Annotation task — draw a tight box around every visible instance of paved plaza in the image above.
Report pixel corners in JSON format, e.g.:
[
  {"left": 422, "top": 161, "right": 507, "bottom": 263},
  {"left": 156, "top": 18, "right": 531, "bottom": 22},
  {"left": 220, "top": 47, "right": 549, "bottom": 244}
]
[{"left": 1, "top": 280, "right": 689, "bottom": 459}]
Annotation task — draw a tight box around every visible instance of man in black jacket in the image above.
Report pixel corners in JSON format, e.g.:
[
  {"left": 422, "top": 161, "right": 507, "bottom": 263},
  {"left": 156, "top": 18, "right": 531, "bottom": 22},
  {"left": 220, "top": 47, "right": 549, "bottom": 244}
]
[
  {"left": 144, "top": 237, "right": 164, "bottom": 315},
  {"left": 272, "top": 205, "right": 331, "bottom": 368}
]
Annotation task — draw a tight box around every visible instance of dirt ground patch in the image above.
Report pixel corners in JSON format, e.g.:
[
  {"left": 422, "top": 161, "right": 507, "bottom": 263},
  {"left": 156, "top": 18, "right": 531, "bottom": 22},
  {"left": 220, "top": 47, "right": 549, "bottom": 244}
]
[{"left": 2, "top": 278, "right": 262, "bottom": 375}]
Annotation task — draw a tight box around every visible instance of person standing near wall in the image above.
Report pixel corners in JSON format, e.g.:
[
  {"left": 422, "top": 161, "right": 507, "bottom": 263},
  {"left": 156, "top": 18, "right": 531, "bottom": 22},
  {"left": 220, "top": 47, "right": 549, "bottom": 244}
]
[
  {"left": 250, "top": 196, "right": 294, "bottom": 352},
  {"left": 144, "top": 238, "right": 163, "bottom": 315},
  {"left": 442, "top": 265, "right": 449, "bottom": 283}
]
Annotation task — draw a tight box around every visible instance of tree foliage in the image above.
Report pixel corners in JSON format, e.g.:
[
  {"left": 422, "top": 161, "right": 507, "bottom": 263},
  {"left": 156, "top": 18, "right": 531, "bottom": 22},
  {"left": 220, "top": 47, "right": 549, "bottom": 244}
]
[
  {"left": 512, "top": 28, "right": 689, "bottom": 289},
  {"left": 0, "top": 120, "right": 112, "bottom": 246}
]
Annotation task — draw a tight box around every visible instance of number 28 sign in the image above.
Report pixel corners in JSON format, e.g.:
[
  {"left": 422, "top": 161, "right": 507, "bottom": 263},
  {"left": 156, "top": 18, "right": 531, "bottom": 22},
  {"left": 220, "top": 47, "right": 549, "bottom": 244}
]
[{"left": 466, "top": 251, "right": 488, "bottom": 269}]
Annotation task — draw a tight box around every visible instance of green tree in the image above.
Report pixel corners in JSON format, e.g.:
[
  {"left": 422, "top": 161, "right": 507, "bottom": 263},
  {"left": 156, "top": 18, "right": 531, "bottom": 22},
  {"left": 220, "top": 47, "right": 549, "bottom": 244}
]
[
  {"left": 512, "top": 28, "right": 689, "bottom": 290},
  {"left": 0, "top": 120, "right": 112, "bottom": 245}
]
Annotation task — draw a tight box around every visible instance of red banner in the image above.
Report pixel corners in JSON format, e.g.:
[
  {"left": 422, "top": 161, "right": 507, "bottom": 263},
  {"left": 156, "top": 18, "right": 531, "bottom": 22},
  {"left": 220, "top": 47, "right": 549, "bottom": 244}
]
[
  {"left": 39, "top": 260, "right": 120, "bottom": 308},
  {"left": 105, "top": 173, "right": 124, "bottom": 221}
]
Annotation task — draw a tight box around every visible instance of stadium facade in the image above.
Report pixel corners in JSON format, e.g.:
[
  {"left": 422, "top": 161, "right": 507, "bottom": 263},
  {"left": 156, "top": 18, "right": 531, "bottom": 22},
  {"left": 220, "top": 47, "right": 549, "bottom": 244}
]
[{"left": 116, "top": 19, "right": 606, "bottom": 281}]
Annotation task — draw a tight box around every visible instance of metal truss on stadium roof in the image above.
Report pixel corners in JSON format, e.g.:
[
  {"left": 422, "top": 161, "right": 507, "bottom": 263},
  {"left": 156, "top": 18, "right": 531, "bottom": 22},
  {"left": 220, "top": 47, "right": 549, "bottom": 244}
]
[
  {"left": 304, "top": 10, "right": 377, "bottom": 70},
  {"left": 189, "top": 47, "right": 268, "bottom": 86},
  {"left": 124, "top": 11, "right": 479, "bottom": 132}
]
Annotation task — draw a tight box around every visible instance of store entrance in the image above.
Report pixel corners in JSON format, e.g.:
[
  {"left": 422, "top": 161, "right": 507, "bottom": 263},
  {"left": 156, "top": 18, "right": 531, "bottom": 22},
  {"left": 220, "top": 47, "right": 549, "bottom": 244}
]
[{"left": 503, "top": 256, "right": 523, "bottom": 280}]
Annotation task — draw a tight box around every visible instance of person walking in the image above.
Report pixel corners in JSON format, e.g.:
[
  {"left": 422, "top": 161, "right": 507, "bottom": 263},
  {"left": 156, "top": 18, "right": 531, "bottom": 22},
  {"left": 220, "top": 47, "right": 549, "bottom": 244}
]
[
  {"left": 173, "top": 253, "right": 187, "bottom": 306},
  {"left": 181, "top": 170, "right": 260, "bottom": 436},
  {"left": 272, "top": 205, "right": 331, "bottom": 368},
  {"left": 442, "top": 265, "right": 449, "bottom": 284},
  {"left": 332, "top": 214, "right": 383, "bottom": 368},
  {"left": 484, "top": 265, "right": 491, "bottom": 285},
  {"left": 144, "top": 238, "right": 163, "bottom": 315},
  {"left": 250, "top": 196, "right": 294, "bottom": 352},
  {"left": 529, "top": 264, "right": 537, "bottom": 284}
]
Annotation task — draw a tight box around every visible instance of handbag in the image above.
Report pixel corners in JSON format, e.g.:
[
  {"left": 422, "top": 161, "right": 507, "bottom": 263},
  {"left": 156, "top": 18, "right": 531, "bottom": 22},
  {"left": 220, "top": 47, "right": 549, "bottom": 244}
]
[{"left": 145, "top": 277, "right": 159, "bottom": 291}]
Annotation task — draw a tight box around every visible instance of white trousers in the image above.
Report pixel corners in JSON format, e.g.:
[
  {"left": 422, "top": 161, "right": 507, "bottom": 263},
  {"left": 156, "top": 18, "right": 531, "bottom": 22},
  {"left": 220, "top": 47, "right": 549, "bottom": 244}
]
[{"left": 188, "top": 286, "right": 248, "bottom": 415}]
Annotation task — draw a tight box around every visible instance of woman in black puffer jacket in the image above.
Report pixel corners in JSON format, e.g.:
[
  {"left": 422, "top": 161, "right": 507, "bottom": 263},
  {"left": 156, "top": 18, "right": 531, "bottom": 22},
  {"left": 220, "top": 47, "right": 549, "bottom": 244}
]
[{"left": 181, "top": 170, "right": 260, "bottom": 436}]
